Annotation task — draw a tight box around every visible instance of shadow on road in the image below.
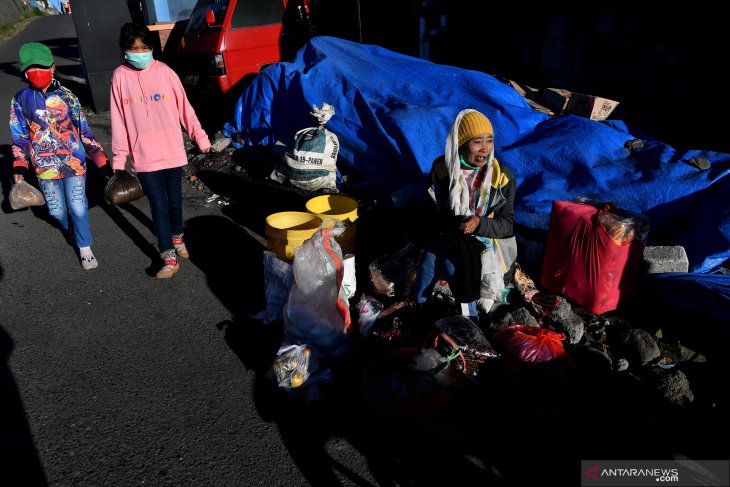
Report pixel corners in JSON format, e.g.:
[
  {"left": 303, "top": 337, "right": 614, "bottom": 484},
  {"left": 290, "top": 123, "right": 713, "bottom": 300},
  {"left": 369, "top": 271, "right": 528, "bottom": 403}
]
[
  {"left": 1, "top": 150, "right": 158, "bottom": 268},
  {"left": 86, "top": 165, "right": 160, "bottom": 271},
  {"left": 180, "top": 194, "right": 517, "bottom": 485},
  {"left": 0, "top": 36, "right": 94, "bottom": 110},
  {"left": 0, "top": 144, "right": 70, "bottom": 233},
  {"left": 0, "top": 310, "right": 49, "bottom": 486}
]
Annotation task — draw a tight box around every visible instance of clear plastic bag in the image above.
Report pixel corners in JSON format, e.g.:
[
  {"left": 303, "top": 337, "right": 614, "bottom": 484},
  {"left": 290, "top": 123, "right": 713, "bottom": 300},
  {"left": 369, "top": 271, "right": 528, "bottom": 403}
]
[
  {"left": 574, "top": 196, "right": 649, "bottom": 245},
  {"left": 272, "top": 344, "right": 314, "bottom": 388},
  {"left": 9, "top": 180, "right": 45, "bottom": 210},
  {"left": 368, "top": 243, "right": 420, "bottom": 298},
  {"left": 283, "top": 219, "right": 352, "bottom": 359},
  {"left": 598, "top": 209, "right": 649, "bottom": 245},
  {"left": 435, "top": 315, "right": 499, "bottom": 360}
]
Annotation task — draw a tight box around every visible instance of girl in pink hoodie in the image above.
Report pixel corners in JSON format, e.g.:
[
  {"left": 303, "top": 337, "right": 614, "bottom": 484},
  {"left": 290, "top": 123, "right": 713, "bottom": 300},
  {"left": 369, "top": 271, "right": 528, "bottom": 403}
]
[{"left": 110, "top": 23, "right": 211, "bottom": 278}]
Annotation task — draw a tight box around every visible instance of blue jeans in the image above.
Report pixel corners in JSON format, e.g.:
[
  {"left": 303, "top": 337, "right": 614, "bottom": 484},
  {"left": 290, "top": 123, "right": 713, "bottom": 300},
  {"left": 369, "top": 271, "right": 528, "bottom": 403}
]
[
  {"left": 412, "top": 250, "right": 478, "bottom": 317},
  {"left": 39, "top": 176, "right": 92, "bottom": 248},
  {"left": 137, "top": 167, "right": 183, "bottom": 254}
]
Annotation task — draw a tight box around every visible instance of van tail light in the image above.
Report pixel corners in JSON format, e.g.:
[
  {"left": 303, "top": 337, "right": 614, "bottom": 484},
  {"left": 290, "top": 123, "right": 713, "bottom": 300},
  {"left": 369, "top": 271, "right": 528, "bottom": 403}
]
[{"left": 211, "top": 53, "right": 226, "bottom": 75}]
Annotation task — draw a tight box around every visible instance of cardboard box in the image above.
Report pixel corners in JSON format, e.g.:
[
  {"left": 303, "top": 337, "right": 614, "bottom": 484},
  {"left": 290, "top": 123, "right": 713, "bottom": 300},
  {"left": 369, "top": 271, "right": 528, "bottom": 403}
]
[
  {"left": 566, "top": 93, "right": 619, "bottom": 121},
  {"left": 526, "top": 99, "right": 555, "bottom": 116},
  {"left": 539, "top": 87, "right": 571, "bottom": 114},
  {"left": 508, "top": 79, "right": 539, "bottom": 100}
]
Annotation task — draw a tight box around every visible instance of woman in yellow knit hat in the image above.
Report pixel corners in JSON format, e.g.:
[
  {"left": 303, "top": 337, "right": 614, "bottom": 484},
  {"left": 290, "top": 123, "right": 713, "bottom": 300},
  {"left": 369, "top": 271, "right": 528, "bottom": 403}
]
[{"left": 411, "top": 109, "right": 518, "bottom": 317}]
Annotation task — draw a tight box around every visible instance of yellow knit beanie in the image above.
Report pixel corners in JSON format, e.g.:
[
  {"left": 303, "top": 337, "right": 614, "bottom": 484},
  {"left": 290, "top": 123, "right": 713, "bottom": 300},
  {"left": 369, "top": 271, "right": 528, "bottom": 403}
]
[{"left": 457, "top": 111, "right": 493, "bottom": 147}]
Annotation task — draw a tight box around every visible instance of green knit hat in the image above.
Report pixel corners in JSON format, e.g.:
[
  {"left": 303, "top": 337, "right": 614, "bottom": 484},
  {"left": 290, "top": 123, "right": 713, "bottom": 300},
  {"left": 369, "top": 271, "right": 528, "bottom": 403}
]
[{"left": 18, "top": 42, "right": 54, "bottom": 72}]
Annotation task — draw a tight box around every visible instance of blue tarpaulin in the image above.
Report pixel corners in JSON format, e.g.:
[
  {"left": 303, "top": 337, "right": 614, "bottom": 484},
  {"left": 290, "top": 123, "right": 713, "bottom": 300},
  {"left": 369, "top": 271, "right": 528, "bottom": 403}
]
[
  {"left": 225, "top": 36, "right": 730, "bottom": 273},
  {"left": 639, "top": 272, "right": 730, "bottom": 324}
]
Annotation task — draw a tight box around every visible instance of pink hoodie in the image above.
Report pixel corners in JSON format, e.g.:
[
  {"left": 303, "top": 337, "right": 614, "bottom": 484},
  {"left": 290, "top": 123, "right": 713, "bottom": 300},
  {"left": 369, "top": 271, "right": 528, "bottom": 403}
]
[{"left": 110, "top": 60, "right": 211, "bottom": 172}]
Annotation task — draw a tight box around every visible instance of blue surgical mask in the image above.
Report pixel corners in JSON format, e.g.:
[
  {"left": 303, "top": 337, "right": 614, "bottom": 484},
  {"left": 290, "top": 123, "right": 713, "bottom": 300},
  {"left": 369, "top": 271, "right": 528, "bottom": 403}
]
[{"left": 124, "top": 51, "right": 153, "bottom": 69}]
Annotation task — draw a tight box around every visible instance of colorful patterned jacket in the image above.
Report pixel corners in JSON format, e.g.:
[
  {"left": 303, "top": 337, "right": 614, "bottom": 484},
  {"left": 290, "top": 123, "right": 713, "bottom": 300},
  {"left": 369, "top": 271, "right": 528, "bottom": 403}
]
[{"left": 10, "top": 80, "right": 108, "bottom": 179}]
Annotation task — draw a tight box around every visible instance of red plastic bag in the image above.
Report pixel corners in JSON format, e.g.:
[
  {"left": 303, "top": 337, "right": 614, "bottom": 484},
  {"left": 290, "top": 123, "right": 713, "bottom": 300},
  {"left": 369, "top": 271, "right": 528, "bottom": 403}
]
[
  {"left": 491, "top": 325, "right": 566, "bottom": 364},
  {"left": 540, "top": 200, "right": 645, "bottom": 314}
]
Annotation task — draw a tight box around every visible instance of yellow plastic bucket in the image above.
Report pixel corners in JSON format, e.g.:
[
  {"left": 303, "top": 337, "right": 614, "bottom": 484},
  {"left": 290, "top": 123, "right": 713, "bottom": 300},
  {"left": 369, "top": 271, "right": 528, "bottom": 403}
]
[
  {"left": 305, "top": 195, "right": 358, "bottom": 255},
  {"left": 265, "top": 211, "right": 323, "bottom": 259},
  {"left": 305, "top": 195, "right": 359, "bottom": 224}
]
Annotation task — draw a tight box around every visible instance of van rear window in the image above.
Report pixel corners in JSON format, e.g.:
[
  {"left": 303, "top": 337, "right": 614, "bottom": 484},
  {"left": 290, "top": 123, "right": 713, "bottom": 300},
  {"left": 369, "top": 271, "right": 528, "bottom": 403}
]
[{"left": 231, "top": 0, "right": 283, "bottom": 28}]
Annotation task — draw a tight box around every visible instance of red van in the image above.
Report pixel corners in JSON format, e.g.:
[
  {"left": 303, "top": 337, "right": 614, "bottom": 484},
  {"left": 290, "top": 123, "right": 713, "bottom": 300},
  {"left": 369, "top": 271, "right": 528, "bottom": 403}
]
[{"left": 178, "top": 0, "right": 312, "bottom": 96}]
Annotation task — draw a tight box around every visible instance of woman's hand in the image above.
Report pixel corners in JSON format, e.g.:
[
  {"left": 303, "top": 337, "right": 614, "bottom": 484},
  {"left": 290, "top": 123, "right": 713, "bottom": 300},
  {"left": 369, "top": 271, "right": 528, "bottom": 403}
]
[{"left": 459, "top": 215, "right": 479, "bottom": 235}]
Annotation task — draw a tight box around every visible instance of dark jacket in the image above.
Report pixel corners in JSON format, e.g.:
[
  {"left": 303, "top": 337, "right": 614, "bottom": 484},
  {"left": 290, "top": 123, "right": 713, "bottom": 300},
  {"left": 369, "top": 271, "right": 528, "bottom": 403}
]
[{"left": 427, "top": 155, "right": 516, "bottom": 239}]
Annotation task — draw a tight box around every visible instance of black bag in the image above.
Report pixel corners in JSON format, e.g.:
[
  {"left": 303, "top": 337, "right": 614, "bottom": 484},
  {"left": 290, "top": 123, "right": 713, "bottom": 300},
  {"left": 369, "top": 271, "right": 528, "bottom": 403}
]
[
  {"left": 104, "top": 170, "right": 144, "bottom": 205},
  {"left": 9, "top": 180, "right": 45, "bottom": 210}
]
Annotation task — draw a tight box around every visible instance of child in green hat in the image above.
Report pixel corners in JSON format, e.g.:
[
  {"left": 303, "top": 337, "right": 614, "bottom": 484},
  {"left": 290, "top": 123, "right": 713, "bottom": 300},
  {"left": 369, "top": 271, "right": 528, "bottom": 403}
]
[{"left": 10, "top": 41, "right": 112, "bottom": 270}]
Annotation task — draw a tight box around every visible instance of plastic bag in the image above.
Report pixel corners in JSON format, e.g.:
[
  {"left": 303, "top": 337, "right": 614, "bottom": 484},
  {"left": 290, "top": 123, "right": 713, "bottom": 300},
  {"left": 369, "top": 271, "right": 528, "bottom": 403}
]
[
  {"left": 252, "top": 251, "right": 293, "bottom": 324},
  {"left": 598, "top": 209, "right": 649, "bottom": 245},
  {"left": 368, "top": 242, "right": 420, "bottom": 298},
  {"left": 541, "top": 200, "right": 645, "bottom": 314},
  {"left": 9, "top": 180, "right": 45, "bottom": 210},
  {"left": 271, "top": 344, "right": 314, "bottom": 388},
  {"left": 491, "top": 325, "right": 567, "bottom": 364},
  {"left": 104, "top": 170, "right": 144, "bottom": 205},
  {"left": 479, "top": 242, "right": 506, "bottom": 301},
  {"left": 574, "top": 196, "right": 649, "bottom": 245},
  {"left": 357, "top": 294, "right": 384, "bottom": 336},
  {"left": 342, "top": 254, "right": 356, "bottom": 299},
  {"left": 362, "top": 346, "right": 480, "bottom": 440},
  {"left": 282, "top": 220, "right": 352, "bottom": 359},
  {"left": 435, "top": 315, "right": 499, "bottom": 360}
]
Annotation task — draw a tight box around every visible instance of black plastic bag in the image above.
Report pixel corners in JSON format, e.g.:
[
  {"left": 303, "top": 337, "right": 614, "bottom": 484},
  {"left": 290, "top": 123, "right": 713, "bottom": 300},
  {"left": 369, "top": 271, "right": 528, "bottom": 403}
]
[
  {"left": 9, "top": 180, "right": 45, "bottom": 210},
  {"left": 104, "top": 170, "right": 144, "bottom": 205}
]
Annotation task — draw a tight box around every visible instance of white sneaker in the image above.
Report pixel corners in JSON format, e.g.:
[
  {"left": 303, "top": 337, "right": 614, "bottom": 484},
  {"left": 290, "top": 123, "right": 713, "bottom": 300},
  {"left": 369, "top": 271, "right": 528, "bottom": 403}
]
[{"left": 81, "top": 254, "right": 98, "bottom": 270}]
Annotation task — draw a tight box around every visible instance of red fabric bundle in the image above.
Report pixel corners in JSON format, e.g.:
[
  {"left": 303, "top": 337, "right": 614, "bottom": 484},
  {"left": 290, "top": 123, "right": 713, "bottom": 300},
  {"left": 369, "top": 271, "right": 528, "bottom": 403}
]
[{"left": 540, "top": 200, "right": 644, "bottom": 315}]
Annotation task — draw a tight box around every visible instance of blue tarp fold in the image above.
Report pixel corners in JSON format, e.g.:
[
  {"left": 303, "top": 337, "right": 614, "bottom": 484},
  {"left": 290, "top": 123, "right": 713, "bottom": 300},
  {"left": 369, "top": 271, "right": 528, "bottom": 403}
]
[{"left": 225, "top": 36, "right": 730, "bottom": 273}]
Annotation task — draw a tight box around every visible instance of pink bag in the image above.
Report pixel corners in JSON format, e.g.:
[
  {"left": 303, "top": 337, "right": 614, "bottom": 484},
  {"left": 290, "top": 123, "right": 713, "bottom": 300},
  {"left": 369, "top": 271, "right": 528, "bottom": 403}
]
[{"left": 540, "top": 200, "right": 645, "bottom": 314}]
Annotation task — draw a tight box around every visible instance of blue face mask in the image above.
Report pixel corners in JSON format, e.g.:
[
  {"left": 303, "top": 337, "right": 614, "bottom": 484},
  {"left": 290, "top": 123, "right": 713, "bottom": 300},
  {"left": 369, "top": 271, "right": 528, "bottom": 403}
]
[{"left": 124, "top": 51, "right": 153, "bottom": 69}]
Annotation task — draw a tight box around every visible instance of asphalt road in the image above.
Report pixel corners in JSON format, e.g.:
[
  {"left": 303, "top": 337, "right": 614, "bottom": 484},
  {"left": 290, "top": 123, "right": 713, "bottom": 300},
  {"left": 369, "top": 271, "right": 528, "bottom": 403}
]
[
  {"left": 0, "top": 15, "right": 381, "bottom": 487},
  {"left": 1, "top": 15, "right": 529, "bottom": 487},
  {"left": 10, "top": 15, "right": 724, "bottom": 487}
]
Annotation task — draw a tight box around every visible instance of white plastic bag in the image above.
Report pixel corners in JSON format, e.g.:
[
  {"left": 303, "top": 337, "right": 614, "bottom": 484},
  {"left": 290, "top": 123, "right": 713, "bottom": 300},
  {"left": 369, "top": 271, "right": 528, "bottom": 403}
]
[
  {"left": 479, "top": 241, "right": 506, "bottom": 300},
  {"left": 283, "top": 219, "right": 352, "bottom": 359},
  {"left": 342, "top": 254, "right": 356, "bottom": 299},
  {"left": 357, "top": 295, "right": 384, "bottom": 337}
]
